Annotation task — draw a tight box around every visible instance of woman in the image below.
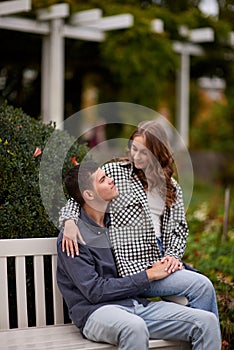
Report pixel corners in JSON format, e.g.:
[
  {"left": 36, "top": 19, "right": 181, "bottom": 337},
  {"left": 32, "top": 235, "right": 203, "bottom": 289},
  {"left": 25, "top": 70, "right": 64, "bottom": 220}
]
[{"left": 60, "top": 121, "right": 219, "bottom": 318}]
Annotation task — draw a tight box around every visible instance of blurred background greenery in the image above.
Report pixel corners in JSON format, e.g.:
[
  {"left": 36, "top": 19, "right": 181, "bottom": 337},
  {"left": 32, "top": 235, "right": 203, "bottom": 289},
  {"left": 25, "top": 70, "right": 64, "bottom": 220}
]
[{"left": 0, "top": 0, "right": 234, "bottom": 348}]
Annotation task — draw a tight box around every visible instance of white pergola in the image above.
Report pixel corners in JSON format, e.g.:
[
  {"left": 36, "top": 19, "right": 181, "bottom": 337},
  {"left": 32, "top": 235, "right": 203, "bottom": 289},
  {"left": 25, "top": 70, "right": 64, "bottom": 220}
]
[
  {"left": 0, "top": 0, "right": 133, "bottom": 127},
  {"left": 1, "top": 1, "right": 233, "bottom": 143},
  {"left": 173, "top": 27, "right": 215, "bottom": 147},
  {"left": 152, "top": 22, "right": 215, "bottom": 146}
]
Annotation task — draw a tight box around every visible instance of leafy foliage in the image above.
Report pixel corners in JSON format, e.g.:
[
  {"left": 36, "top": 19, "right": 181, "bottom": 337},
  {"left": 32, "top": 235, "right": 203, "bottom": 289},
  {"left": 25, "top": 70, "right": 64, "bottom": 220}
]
[
  {"left": 185, "top": 183, "right": 234, "bottom": 349},
  {"left": 0, "top": 103, "right": 87, "bottom": 238},
  {"left": 190, "top": 102, "right": 234, "bottom": 152}
]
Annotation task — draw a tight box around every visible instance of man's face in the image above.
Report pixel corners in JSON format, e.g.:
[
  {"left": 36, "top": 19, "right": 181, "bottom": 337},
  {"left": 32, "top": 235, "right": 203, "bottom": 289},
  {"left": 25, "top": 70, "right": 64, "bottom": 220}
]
[{"left": 91, "top": 168, "right": 119, "bottom": 202}]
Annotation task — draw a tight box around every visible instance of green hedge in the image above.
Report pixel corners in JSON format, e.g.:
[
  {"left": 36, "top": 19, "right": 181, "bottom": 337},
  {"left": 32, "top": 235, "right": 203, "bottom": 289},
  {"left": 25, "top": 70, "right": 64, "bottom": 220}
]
[{"left": 0, "top": 103, "right": 87, "bottom": 239}]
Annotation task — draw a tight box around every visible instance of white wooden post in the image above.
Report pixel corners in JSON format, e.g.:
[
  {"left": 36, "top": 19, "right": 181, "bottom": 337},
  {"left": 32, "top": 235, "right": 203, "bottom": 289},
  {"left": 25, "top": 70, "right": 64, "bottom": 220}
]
[
  {"left": 41, "top": 36, "right": 50, "bottom": 124},
  {"left": 37, "top": 4, "right": 69, "bottom": 128},
  {"left": 48, "top": 18, "right": 64, "bottom": 128},
  {"left": 173, "top": 42, "right": 204, "bottom": 147},
  {"left": 176, "top": 50, "right": 190, "bottom": 147},
  {"left": 173, "top": 28, "right": 214, "bottom": 146}
]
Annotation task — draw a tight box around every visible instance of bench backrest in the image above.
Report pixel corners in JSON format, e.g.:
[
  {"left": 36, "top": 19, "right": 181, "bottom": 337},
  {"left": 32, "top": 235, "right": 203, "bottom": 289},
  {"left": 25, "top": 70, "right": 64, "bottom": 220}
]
[{"left": 0, "top": 237, "right": 64, "bottom": 330}]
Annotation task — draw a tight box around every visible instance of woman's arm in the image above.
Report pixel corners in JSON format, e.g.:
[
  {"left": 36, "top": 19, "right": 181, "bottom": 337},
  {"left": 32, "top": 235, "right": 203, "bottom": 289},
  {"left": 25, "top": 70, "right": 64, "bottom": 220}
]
[
  {"left": 59, "top": 198, "right": 80, "bottom": 226},
  {"left": 162, "top": 180, "right": 188, "bottom": 263},
  {"left": 59, "top": 198, "right": 85, "bottom": 257}
]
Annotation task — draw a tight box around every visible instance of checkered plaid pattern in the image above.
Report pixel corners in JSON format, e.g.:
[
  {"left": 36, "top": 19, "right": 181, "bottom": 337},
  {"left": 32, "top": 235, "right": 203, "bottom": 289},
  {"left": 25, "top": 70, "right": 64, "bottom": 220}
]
[{"left": 59, "top": 161, "right": 188, "bottom": 277}]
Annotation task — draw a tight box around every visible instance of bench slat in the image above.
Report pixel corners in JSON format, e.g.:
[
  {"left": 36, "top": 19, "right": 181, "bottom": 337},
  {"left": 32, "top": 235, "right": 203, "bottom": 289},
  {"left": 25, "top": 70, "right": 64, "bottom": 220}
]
[
  {"left": 0, "top": 257, "right": 10, "bottom": 330},
  {"left": 0, "top": 238, "right": 57, "bottom": 257},
  {"left": 34, "top": 255, "right": 46, "bottom": 326},
  {"left": 52, "top": 254, "right": 64, "bottom": 324},
  {"left": 15, "top": 256, "right": 28, "bottom": 328}
]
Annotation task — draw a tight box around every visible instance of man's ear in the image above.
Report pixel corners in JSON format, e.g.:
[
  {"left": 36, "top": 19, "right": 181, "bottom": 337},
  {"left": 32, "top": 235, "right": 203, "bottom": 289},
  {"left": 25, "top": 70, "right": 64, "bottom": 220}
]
[{"left": 83, "top": 189, "right": 94, "bottom": 201}]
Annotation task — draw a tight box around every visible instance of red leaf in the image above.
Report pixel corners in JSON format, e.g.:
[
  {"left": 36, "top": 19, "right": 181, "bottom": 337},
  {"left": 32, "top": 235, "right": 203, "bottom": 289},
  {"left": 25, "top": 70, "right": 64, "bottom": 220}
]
[
  {"left": 33, "top": 147, "right": 42, "bottom": 158},
  {"left": 71, "top": 157, "right": 79, "bottom": 166}
]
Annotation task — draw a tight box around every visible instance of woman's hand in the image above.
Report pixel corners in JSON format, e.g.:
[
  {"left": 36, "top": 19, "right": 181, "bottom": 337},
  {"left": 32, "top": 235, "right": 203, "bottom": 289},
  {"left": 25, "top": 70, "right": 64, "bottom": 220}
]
[
  {"left": 62, "top": 220, "right": 85, "bottom": 257},
  {"left": 160, "top": 255, "right": 183, "bottom": 274}
]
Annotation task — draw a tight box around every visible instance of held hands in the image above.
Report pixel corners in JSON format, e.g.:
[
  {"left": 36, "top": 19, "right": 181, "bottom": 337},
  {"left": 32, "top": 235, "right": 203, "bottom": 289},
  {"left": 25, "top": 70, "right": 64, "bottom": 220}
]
[
  {"left": 160, "top": 255, "right": 183, "bottom": 274},
  {"left": 146, "top": 257, "right": 183, "bottom": 282},
  {"left": 62, "top": 220, "right": 85, "bottom": 257},
  {"left": 146, "top": 261, "right": 171, "bottom": 282}
]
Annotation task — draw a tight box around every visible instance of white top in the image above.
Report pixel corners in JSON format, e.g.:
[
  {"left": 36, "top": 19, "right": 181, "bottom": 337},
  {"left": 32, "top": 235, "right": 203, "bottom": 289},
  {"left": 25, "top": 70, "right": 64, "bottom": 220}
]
[{"left": 147, "top": 188, "right": 165, "bottom": 238}]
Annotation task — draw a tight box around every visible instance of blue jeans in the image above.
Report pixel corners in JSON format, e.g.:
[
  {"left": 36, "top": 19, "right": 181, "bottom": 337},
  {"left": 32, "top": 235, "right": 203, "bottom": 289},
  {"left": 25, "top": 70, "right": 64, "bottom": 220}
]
[
  {"left": 83, "top": 300, "right": 221, "bottom": 350},
  {"left": 141, "top": 269, "right": 219, "bottom": 319}
]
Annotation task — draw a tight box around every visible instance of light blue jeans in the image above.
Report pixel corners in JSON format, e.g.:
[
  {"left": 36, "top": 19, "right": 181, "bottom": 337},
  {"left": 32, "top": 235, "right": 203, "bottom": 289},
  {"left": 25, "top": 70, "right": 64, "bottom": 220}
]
[
  {"left": 141, "top": 269, "right": 219, "bottom": 319},
  {"left": 83, "top": 300, "right": 221, "bottom": 350}
]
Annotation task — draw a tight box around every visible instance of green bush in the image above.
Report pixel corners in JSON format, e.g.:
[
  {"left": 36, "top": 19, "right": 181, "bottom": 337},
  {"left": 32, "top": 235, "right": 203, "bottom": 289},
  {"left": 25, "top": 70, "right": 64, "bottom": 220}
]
[
  {"left": 185, "top": 184, "right": 234, "bottom": 349},
  {"left": 0, "top": 103, "right": 88, "bottom": 239}
]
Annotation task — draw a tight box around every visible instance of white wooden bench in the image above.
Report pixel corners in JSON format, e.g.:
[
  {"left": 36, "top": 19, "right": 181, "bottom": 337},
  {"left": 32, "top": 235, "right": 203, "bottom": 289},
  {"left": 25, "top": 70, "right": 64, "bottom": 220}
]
[{"left": 0, "top": 238, "right": 190, "bottom": 350}]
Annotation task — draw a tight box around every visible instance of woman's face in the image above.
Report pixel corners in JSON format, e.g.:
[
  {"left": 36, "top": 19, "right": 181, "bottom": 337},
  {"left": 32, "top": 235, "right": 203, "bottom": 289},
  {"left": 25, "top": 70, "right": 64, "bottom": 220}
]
[{"left": 130, "top": 135, "right": 149, "bottom": 170}]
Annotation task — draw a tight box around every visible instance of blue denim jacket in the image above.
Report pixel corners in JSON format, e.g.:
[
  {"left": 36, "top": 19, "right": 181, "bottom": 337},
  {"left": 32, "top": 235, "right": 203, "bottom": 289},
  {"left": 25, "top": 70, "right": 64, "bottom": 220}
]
[{"left": 56, "top": 208, "right": 150, "bottom": 334}]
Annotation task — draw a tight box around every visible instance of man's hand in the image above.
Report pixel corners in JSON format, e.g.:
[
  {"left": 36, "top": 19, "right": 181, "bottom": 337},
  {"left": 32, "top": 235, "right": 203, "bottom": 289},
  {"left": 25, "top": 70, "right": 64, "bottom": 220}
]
[
  {"left": 160, "top": 255, "right": 183, "bottom": 274},
  {"left": 62, "top": 220, "right": 85, "bottom": 257},
  {"left": 146, "top": 261, "right": 172, "bottom": 282}
]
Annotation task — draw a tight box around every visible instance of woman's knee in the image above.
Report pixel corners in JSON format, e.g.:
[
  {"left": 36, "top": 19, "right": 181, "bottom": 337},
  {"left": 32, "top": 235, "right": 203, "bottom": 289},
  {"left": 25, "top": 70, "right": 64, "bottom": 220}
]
[{"left": 201, "top": 274, "right": 216, "bottom": 293}]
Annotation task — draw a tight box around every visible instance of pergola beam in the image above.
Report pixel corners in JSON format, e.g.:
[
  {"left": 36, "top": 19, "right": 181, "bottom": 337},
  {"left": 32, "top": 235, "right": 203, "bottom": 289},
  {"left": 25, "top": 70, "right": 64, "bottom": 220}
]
[
  {"left": 0, "top": 15, "right": 105, "bottom": 41},
  {"left": 0, "top": 16, "right": 49, "bottom": 34},
  {"left": 37, "top": 3, "right": 69, "bottom": 21},
  {"left": 189, "top": 27, "right": 214, "bottom": 43},
  {"left": 70, "top": 9, "right": 103, "bottom": 25},
  {"left": 63, "top": 25, "right": 105, "bottom": 42},
  {"left": 80, "top": 14, "right": 134, "bottom": 31},
  {"left": 151, "top": 19, "right": 164, "bottom": 34},
  {"left": 0, "top": 0, "right": 30, "bottom": 16},
  {"left": 173, "top": 41, "right": 204, "bottom": 56}
]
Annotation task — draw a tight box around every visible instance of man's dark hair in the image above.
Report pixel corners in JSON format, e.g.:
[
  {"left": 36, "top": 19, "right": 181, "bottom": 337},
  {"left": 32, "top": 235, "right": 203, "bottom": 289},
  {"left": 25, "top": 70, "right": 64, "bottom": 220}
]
[{"left": 64, "top": 161, "right": 99, "bottom": 206}]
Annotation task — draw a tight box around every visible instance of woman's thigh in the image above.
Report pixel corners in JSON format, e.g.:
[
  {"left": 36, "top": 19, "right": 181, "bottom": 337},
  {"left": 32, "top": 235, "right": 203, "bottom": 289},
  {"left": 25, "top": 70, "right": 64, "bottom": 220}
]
[{"left": 141, "top": 269, "right": 211, "bottom": 298}]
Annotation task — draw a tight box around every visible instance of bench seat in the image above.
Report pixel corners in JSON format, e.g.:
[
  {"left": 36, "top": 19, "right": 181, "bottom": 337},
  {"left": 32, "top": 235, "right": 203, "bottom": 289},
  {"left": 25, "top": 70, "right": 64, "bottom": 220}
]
[{"left": 0, "top": 324, "right": 190, "bottom": 350}]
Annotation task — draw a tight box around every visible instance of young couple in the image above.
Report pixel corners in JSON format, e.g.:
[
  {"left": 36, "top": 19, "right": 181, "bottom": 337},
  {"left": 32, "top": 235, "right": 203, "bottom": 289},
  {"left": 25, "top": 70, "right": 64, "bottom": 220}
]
[{"left": 57, "top": 121, "right": 221, "bottom": 349}]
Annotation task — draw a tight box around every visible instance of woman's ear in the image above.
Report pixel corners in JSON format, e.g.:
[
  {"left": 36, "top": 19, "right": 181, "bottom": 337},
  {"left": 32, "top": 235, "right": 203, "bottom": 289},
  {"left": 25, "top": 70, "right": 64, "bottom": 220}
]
[{"left": 83, "top": 189, "right": 94, "bottom": 201}]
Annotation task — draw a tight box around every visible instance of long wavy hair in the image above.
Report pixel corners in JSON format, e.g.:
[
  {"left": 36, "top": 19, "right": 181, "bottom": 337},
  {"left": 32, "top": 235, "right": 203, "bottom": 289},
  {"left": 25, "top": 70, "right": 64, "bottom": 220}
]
[{"left": 128, "top": 121, "right": 176, "bottom": 208}]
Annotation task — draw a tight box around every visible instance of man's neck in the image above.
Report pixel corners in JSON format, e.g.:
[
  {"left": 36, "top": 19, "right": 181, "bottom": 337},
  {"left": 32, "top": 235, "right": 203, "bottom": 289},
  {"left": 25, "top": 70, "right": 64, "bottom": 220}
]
[{"left": 83, "top": 203, "right": 107, "bottom": 227}]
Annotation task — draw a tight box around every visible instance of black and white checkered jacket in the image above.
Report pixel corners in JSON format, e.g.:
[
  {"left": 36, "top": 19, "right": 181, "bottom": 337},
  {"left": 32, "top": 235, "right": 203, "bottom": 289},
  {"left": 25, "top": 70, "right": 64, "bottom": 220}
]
[{"left": 60, "top": 161, "right": 188, "bottom": 277}]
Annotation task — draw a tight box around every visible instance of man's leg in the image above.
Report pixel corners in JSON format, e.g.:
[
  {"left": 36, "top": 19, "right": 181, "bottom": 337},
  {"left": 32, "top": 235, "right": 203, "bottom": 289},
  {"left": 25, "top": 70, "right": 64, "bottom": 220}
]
[
  {"left": 134, "top": 300, "right": 221, "bottom": 350},
  {"left": 141, "top": 269, "right": 219, "bottom": 318},
  {"left": 83, "top": 304, "right": 149, "bottom": 350}
]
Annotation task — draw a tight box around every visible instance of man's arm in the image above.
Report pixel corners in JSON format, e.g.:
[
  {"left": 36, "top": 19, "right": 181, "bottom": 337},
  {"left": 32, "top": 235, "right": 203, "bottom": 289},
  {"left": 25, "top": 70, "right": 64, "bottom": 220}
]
[{"left": 58, "top": 241, "right": 170, "bottom": 304}]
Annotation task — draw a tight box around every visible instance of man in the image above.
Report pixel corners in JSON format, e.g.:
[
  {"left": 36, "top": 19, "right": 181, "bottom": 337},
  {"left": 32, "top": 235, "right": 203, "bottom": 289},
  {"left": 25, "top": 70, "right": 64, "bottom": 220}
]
[{"left": 57, "top": 161, "right": 221, "bottom": 350}]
